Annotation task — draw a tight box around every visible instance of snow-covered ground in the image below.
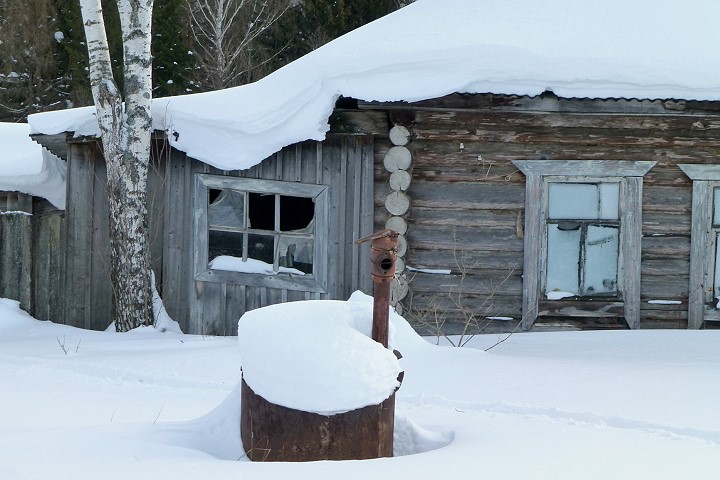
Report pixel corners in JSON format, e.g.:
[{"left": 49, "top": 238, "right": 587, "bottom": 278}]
[{"left": 1, "top": 296, "right": 719, "bottom": 479}]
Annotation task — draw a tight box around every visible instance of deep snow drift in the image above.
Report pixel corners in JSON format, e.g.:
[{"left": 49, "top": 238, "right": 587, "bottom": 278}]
[{"left": 1, "top": 295, "right": 720, "bottom": 479}]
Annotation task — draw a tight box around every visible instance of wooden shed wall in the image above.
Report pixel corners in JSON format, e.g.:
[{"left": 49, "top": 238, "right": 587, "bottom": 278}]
[
  {"left": 162, "top": 134, "right": 375, "bottom": 335},
  {"left": 374, "top": 95, "right": 720, "bottom": 333},
  {"left": 51, "top": 133, "right": 375, "bottom": 334},
  {"left": 0, "top": 199, "right": 65, "bottom": 323}
]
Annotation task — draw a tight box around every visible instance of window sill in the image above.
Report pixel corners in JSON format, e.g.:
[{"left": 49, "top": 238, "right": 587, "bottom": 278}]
[
  {"left": 538, "top": 299, "right": 624, "bottom": 318},
  {"left": 195, "top": 269, "right": 327, "bottom": 293}
]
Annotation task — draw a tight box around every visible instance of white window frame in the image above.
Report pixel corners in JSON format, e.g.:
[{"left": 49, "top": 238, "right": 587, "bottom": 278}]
[
  {"left": 514, "top": 160, "right": 655, "bottom": 330},
  {"left": 678, "top": 164, "right": 720, "bottom": 329},
  {"left": 192, "top": 174, "right": 329, "bottom": 293}
]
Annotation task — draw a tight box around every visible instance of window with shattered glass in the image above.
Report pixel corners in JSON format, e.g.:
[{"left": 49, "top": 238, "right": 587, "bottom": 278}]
[
  {"left": 545, "top": 182, "right": 620, "bottom": 298},
  {"left": 207, "top": 188, "right": 316, "bottom": 274}
]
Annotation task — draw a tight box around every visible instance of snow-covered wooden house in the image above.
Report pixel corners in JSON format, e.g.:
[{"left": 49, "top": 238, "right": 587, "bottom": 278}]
[{"left": 18, "top": 0, "right": 720, "bottom": 334}]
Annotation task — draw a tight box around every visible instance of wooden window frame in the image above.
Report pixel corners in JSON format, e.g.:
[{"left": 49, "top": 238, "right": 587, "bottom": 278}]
[
  {"left": 192, "top": 174, "right": 329, "bottom": 293},
  {"left": 514, "top": 160, "right": 655, "bottom": 330},
  {"left": 678, "top": 164, "right": 720, "bottom": 329}
]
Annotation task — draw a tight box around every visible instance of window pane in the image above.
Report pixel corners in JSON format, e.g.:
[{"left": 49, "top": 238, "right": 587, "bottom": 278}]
[
  {"left": 248, "top": 233, "right": 274, "bottom": 265},
  {"left": 208, "top": 189, "right": 245, "bottom": 229},
  {"left": 714, "top": 187, "right": 720, "bottom": 226},
  {"left": 548, "top": 183, "right": 599, "bottom": 219},
  {"left": 209, "top": 230, "right": 244, "bottom": 261},
  {"left": 248, "top": 193, "right": 276, "bottom": 230},
  {"left": 584, "top": 225, "right": 619, "bottom": 294},
  {"left": 278, "top": 235, "right": 314, "bottom": 274},
  {"left": 546, "top": 223, "right": 581, "bottom": 296},
  {"left": 599, "top": 183, "right": 620, "bottom": 220},
  {"left": 280, "top": 196, "right": 315, "bottom": 232}
]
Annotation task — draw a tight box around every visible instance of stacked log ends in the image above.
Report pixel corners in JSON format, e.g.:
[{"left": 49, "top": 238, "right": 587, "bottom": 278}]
[{"left": 383, "top": 123, "right": 413, "bottom": 312}]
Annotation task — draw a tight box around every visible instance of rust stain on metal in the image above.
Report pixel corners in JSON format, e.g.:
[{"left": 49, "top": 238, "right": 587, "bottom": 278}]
[
  {"left": 356, "top": 228, "right": 398, "bottom": 348},
  {"left": 241, "top": 379, "right": 396, "bottom": 462}
]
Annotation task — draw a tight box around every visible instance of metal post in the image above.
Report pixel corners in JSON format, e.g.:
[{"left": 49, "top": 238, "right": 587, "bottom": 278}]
[{"left": 356, "top": 229, "right": 398, "bottom": 348}]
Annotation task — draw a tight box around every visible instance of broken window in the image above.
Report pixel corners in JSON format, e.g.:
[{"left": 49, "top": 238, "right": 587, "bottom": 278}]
[
  {"left": 208, "top": 189, "right": 316, "bottom": 274},
  {"left": 193, "top": 174, "right": 329, "bottom": 294}
]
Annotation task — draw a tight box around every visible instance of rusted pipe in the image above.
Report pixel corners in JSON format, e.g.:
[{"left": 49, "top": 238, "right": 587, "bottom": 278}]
[{"left": 356, "top": 229, "right": 398, "bottom": 348}]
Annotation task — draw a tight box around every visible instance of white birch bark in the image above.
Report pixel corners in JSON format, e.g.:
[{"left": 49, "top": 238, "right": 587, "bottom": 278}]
[{"left": 80, "top": 0, "right": 154, "bottom": 332}]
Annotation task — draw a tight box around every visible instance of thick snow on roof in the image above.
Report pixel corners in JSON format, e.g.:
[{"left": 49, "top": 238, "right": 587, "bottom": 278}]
[
  {"left": 0, "top": 123, "right": 66, "bottom": 209},
  {"left": 28, "top": 0, "right": 720, "bottom": 171}
]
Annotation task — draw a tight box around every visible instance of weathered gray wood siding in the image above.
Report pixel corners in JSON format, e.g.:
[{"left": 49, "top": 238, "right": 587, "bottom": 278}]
[
  {"left": 0, "top": 197, "right": 64, "bottom": 322},
  {"left": 163, "top": 135, "right": 375, "bottom": 335},
  {"left": 31, "top": 207, "right": 65, "bottom": 322},
  {"left": 0, "top": 212, "right": 33, "bottom": 312},
  {"left": 62, "top": 142, "right": 112, "bottom": 330},
  {"left": 373, "top": 95, "right": 720, "bottom": 332}
]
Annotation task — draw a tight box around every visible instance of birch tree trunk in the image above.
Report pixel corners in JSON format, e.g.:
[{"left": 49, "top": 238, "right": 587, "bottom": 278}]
[{"left": 80, "top": 0, "right": 154, "bottom": 332}]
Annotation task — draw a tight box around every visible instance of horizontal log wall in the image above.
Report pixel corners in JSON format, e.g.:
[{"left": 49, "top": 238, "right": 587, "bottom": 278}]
[{"left": 373, "top": 95, "right": 720, "bottom": 333}]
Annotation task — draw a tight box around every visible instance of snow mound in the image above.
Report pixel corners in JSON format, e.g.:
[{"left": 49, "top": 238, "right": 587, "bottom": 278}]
[
  {"left": 151, "top": 270, "right": 182, "bottom": 333},
  {"left": 347, "top": 290, "right": 430, "bottom": 352},
  {"left": 238, "top": 296, "right": 404, "bottom": 414},
  {"left": 0, "top": 298, "right": 37, "bottom": 332},
  {"left": 393, "top": 410, "right": 454, "bottom": 457}
]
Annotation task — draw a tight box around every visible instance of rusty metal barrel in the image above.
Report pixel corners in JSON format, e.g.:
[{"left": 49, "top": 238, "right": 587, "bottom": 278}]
[
  {"left": 241, "top": 380, "right": 395, "bottom": 461},
  {"left": 239, "top": 229, "right": 400, "bottom": 462}
]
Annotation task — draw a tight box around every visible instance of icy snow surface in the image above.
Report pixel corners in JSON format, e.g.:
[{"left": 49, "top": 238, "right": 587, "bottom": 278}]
[
  {"left": 27, "top": 0, "right": 720, "bottom": 171},
  {"left": 2, "top": 295, "right": 720, "bottom": 479},
  {"left": 0, "top": 123, "right": 66, "bottom": 209}
]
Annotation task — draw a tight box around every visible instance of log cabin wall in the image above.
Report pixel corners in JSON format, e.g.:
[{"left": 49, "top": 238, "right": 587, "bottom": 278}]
[{"left": 368, "top": 94, "right": 720, "bottom": 333}]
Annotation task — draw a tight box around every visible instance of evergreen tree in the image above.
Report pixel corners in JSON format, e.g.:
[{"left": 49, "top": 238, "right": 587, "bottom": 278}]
[
  {"left": 262, "top": 0, "right": 400, "bottom": 74},
  {"left": 152, "top": 0, "right": 197, "bottom": 97},
  {"left": 0, "top": 0, "right": 68, "bottom": 121}
]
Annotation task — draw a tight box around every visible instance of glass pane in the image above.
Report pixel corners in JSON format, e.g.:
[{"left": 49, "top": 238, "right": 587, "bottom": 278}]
[
  {"left": 280, "top": 196, "right": 315, "bottom": 232},
  {"left": 248, "top": 233, "right": 275, "bottom": 265},
  {"left": 208, "top": 230, "right": 244, "bottom": 261},
  {"left": 208, "top": 189, "right": 245, "bottom": 229},
  {"left": 548, "top": 183, "right": 599, "bottom": 219},
  {"left": 584, "top": 225, "right": 619, "bottom": 294},
  {"left": 546, "top": 223, "right": 581, "bottom": 296},
  {"left": 278, "top": 235, "right": 314, "bottom": 274},
  {"left": 599, "top": 183, "right": 620, "bottom": 220},
  {"left": 714, "top": 187, "right": 720, "bottom": 226}
]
